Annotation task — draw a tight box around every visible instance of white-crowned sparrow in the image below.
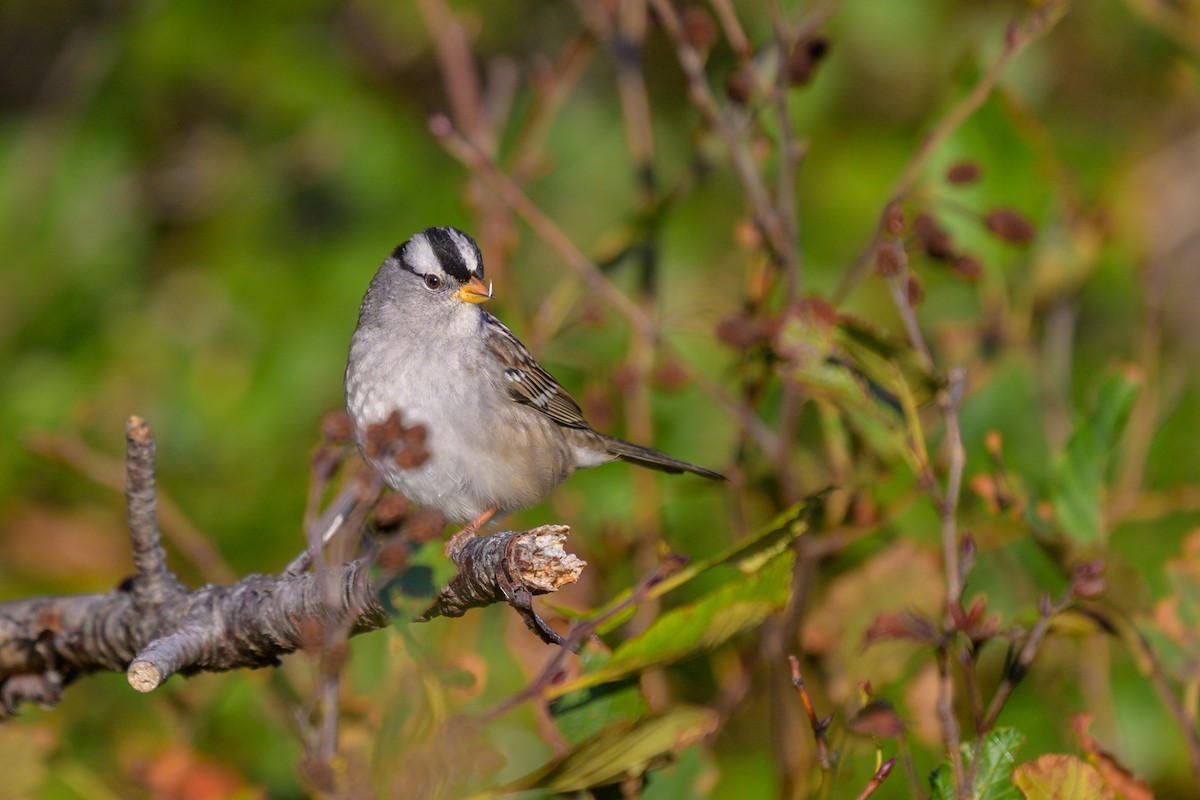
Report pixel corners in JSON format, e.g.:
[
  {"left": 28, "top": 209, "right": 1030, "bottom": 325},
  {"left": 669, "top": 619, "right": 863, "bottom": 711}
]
[{"left": 345, "top": 226, "right": 723, "bottom": 533}]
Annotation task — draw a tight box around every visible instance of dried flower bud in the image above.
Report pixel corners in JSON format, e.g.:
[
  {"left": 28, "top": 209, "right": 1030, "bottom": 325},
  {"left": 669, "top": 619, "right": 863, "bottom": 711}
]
[
  {"left": 377, "top": 535, "right": 412, "bottom": 572},
  {"left": 882, "top": 201, "right": 905, "bottom": 236},
  {"left": 851, "top": 492, "right": 876, "bottom": 524},
  {"left": 905, "top": 274, "right": 924, "bottom": 307},
  {"left": 612, "top": 364, "right": 639, "bottom": 391},
  {"left": 581, "top": 386, "right": 614, "bottom": 431},
  {"left": 985, "top": 208, "right": 1036, "bottom": 245},
  {"left": 653, "top": 357, "right": 690, "bottom": 392},
  {"left": 970, "top": 474, "right": 1000, "bottom": 513},
  {"left": 733, "top": 218, "right": 761, "bottom": 249},
  {"left": 578, "top": 296, "right": 605, "bottom": 326},
  {"left": 913, "top": 213, "right": 954, "bottom": 260},
  {"left": 865, "top": 611, "right": 940, "bottom": 645},
  {"left": 682, "top": 7, "right": 718, "bottom": 52},
  {"left": 985, "top": 430, "right": 1003, "bottom": 458},
  {"left": 405, "top": 509, "right": 447, "bottom": 544},
  {"left": 310, "top": 445, "right": 342, "bottom": 482},
  {"left": 364, "top": 411, "right": 430, "bottom": 469},
  {"left": 946, "top": 160, "right": 982, "bottom": 185},
  {"left": 951, "top": 254, "right": 983, "bottom": 280},
  {"left": 796, "top": 297, "right": 838, "bottom": 328},
  {"left": 847, "top": 700, "right": 906, "bottom": 739},
  {"left": 960, "top": 534, "right": 976, "bottom": 571},
  {"left": 373, "top": 493, "right": 411, "bottom": 530},
  {"left": 1071, "top": 560, "right": 1108, "bottom": 600},
  {"left": 321, "top": 410, "right": 355, "bottom": 444},
  {"left": 876, "top": 240, "right": 904, "bottom": 276},
  {"left": 725, "top": 68, "right": 755, "bottom": 105},
  {"left": 716, "top": 313, "right": 775, "bottom": 349},
  {"left": 787, "top": 35, "right": 830, "bottom": 86}
]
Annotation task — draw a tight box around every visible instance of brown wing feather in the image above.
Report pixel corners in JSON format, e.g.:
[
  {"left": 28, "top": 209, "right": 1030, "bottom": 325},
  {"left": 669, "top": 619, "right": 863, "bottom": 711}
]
[
  {"left": 483, "top": 314, "right": 590, "bottom": 429},
  {"left": 482, "top": 313, "right": 726, "bottom": 481}
]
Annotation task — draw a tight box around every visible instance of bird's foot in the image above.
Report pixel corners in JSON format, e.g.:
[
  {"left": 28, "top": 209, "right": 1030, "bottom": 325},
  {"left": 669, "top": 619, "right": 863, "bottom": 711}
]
[{"left": 445, "top": 506, "right": 498, "bottom": 555}]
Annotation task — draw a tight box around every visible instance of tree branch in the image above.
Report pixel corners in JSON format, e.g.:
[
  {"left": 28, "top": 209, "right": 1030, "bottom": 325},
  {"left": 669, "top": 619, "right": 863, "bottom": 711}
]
[{"left": 0, "top": 419, "right": 585, "bottom": 717}]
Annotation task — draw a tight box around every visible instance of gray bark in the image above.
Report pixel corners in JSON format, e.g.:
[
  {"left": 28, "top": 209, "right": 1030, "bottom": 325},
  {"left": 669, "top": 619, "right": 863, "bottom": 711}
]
[{"left": 0, "top": 417, "right": 584, "bottom": 717}]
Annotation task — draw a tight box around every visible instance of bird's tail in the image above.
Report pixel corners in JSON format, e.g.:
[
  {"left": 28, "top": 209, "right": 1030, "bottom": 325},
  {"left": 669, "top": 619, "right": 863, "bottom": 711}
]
[{"left": 601, "top": 436, "right": 725, "bottom": 481}]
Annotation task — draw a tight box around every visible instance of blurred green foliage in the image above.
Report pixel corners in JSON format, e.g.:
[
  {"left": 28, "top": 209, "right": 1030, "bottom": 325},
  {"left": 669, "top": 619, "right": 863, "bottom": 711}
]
[{"left": 3, "top": 0, "right": 1200, "bottom": 797}]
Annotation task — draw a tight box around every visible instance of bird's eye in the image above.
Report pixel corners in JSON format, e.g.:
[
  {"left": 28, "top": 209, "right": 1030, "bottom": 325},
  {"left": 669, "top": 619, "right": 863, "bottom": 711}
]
[{"left": 423, "top": 274, "right": 442, "bottom": 290}]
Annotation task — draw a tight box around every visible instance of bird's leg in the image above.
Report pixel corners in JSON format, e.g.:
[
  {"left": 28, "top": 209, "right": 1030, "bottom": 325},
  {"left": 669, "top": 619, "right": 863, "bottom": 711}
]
[{"left": 445, "top": 506, "right": 497, "bottom": 553}]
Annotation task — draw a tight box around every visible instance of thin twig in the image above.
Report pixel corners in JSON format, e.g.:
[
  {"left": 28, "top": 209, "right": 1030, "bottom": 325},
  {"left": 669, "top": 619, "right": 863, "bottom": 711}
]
[
  {"left": 125, "top": 417, "right": 185, "bottom": 604},
  {"left": 26, "top": 431, "right": 237, "bottom": 585},
  {"left": 647, "top": 0, "right": 792, "bottom": 262},
  {"left": 881, "top": 211, "right": 971, "bottom": 798},
  {"left": 940, "top": 370, "right": 967, "bottom": 615},
  {"left": 834, "top": 1, "right": 1066, "bottom": 302},
  {"left": 767, "top": 0, "right": 801, "bottom": 296},
  {"left": 707, "top": 0, "right": 751, "bottom": 58},
  {"left": 509, "top": 34, "right": 597, "bottom": 183},
  {"left": 432, "top": 116, "right": 656, "bottom": 338},
  {"left": 881, "top": 237, "right": 934, "bottom": 373},
  {"left": 415, "top": 0, "right": 491, "bottom": 152},
  {"left": 589, "top": 0, "right": 673, "bottom": 654},
  {"left": 789, "top": 655, "right": 833, "bottom": 772},
  {"left": 855, "top": 757, "right": 897, "bottom": 800},
  {"left": 1124, "top": 622, "right": 1200, "bottom": 787},
  {"left": 481, "top": 557, "right": 681, "bottom": 721},
  {"left": 935, "top": 647, "right": 965, "bottom": 798},
  {"left": 981, "top": 587, "right": 1074, "bottom": 731},
  {"left": 1, "top": 421, "right": 587, "bottom": 717},
  {"left": 430, "top": 115, "right": 785, "bottom": 461}
]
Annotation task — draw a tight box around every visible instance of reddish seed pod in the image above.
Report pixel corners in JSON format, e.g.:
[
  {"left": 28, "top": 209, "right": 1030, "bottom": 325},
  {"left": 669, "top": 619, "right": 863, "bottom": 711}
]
[
  {"left": 786, "top": 35, "right": 830, "bottom": 86},
  {"left": 373, "top": 493, "right": 411, "bottom": 529},
  {"left": 321, "top": 410, "right": 355, "bottom": 444},
  {"left": 905, "top": 274, "right": 924, "bottom": 307},
  {"left": 946, "top": 160, "right": 982, "bottom": 185},
  {"left": 725, "top": 68, "right": 754, "bottom": 105},
  {"left": 715, "top": 313, "right": 774, "bottom": 348},
  {"left": 876, "top": 240, "right": 903, "bottom": 277},
  {"left": 985, "top": 208, "right": 1036, "bottom": 245},
  {"left": 405, "top": 509, "right": 448, "bottom": 544},
  {"left": 951, "top": 254, "right": 983, "bottom": 280},
  {"left": 913, "top": 213, "right": 954, "bottom": 260},
  {"left": 682, "top": 7, "right": 718, "bottom": 52},
  {"left": 882, "top": 201, "right": 905, "bottom": 236}
]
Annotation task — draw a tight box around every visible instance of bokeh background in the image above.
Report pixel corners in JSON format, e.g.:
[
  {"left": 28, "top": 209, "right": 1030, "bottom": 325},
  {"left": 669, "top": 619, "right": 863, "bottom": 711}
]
[{"left": 3, "top": 0, "right": 1200, "bottom": 797}]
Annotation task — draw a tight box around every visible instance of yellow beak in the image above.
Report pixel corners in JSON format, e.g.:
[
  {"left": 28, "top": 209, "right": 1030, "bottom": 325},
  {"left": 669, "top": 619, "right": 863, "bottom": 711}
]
[{"left": 453, "top": 275, "right": 493, "bottom": 305}]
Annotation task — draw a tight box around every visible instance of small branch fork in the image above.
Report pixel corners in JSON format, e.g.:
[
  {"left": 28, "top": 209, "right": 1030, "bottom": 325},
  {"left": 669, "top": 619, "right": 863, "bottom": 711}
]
[
  {"left": 0, "top": 417, "right": 585, "bottom": 718},
  {"left": 787, "top": 655, "right": 897, "bottom": 799}
]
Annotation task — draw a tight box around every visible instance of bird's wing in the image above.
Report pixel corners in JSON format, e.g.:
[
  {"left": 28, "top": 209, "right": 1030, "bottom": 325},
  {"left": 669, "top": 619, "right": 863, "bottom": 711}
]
[{"left": 483, "top": 314, "right": 590, "bottom": 430}]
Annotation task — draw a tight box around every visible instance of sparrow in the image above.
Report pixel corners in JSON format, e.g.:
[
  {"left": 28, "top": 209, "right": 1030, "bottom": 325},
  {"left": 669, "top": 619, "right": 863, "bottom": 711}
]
[{"left": 345, "top": 226, "right": 723, "bottom": 534}]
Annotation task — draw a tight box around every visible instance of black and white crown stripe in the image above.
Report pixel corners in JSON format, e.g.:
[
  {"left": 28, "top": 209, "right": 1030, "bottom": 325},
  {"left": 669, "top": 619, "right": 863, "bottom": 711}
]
[{"left": 392, "top": 227, "right": 484, "bottom": 285}]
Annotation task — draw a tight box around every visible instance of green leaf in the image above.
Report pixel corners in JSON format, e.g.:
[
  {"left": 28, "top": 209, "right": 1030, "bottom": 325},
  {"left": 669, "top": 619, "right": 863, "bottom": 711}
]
[
  {"left": 1013, "top": 754, "right": 1113, "bottom": 800},
  {"left": 585, "top": 494, "right": 817, "bottom": 635},
  {"left": 548, "top": 554, "right": 794, "bottom": 699},
  {"left": 779, "top": 313, "right": 939, "bottom": 473},
  {"left": 641, "top": 744, "right": 710, "bottom": 800},
  {"left": 380, "top": 541, "right": 458, "bottom": 624},
  {"left": 931, "top": 728, "right": 1025, "bottom": 800},
  {"left": 502, "top": 706, "right": 718, "bottom": 793},
  {"left": 1051, "top": 370, "right": 1141, "bottom": 544},
  {"left": 835, "top": 316, "right": 943, "bottom": 407},
  {"left": 550, "top": 650, "right": 649, "bottom": 746}
]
